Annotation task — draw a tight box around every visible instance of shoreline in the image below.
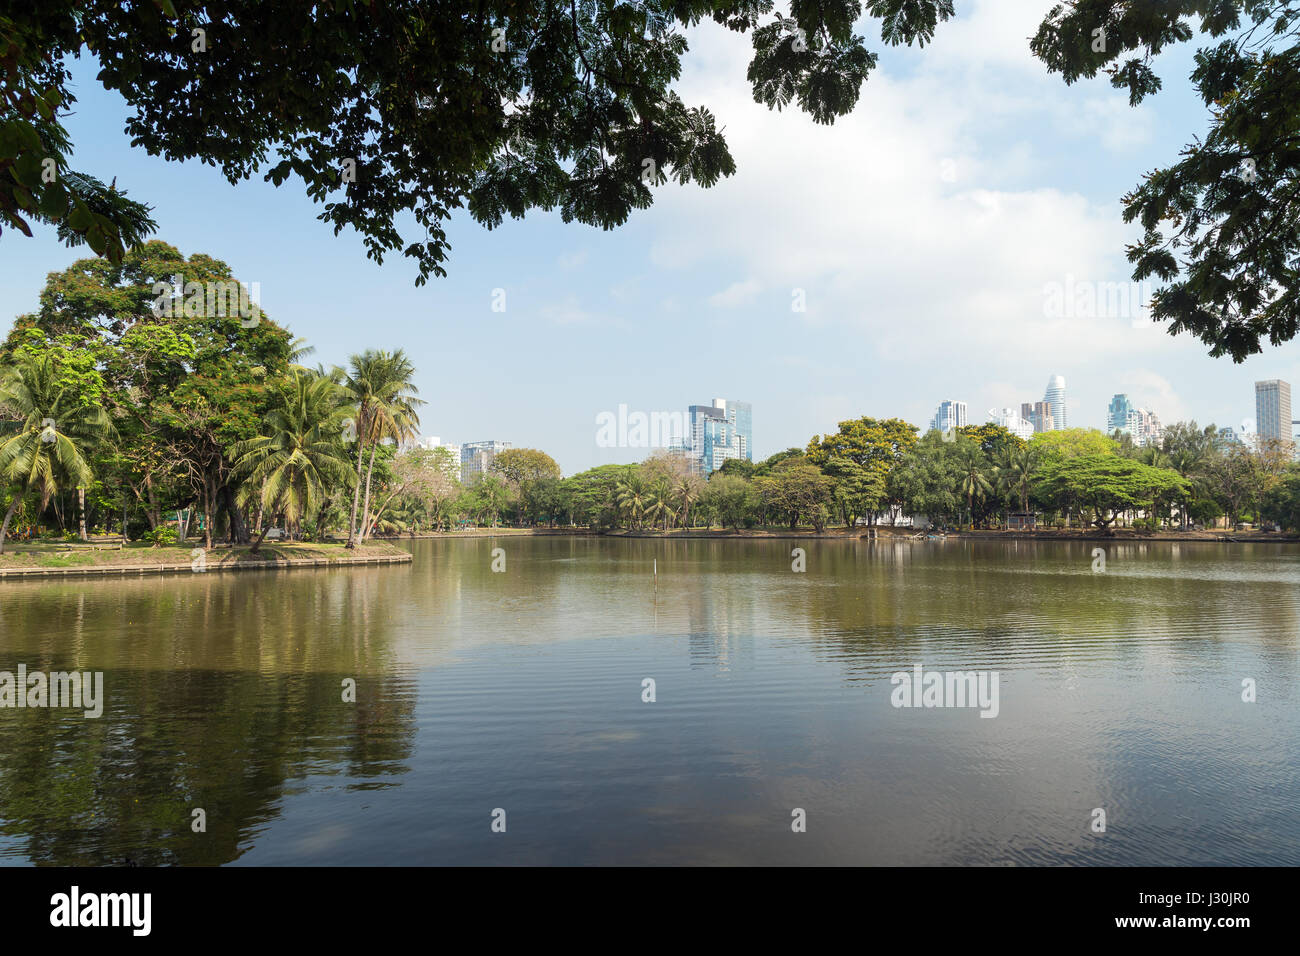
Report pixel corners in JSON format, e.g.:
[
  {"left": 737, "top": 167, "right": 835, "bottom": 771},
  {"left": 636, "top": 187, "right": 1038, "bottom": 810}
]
[
  {"left": 0, "top": 541, "right": 412, "bottom": 580},
  {"left": 380, "top": 528, "right": 1300, "bottom": 544}
]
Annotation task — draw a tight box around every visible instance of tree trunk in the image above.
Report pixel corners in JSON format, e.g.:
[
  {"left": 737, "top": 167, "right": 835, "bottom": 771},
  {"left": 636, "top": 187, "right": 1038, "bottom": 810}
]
[
  {"left": 220, "top": 484, "right": 250, "bottom": 544},
  {"left": 359, "top": 440, "right": 380, "bottom": 543},
  {"left": 346, "top": 410, "right": 368, "bottom": 549},
  {"left": 78, "top": 487, "right": 87, "bottom": 540},
  {"left": 0, "top": 495, "right": 21, "bottom": 555},
  {"left": 368, "top": 484, "right": 406, "bottom": 538},
  {"left": 249, "top": 522, "right": 272, "bottom": 555}
]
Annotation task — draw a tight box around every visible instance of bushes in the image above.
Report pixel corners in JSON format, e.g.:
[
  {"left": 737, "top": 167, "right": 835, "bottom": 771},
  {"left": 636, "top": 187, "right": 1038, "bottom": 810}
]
[{"left": 143, "top": 526, "right": 178, "bottom": 548}]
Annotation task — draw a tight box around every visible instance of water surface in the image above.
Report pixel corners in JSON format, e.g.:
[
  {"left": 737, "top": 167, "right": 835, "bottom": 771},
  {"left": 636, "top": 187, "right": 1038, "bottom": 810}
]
[{"left": 1, "top": 537, "right": 1296, "bottom": 865}]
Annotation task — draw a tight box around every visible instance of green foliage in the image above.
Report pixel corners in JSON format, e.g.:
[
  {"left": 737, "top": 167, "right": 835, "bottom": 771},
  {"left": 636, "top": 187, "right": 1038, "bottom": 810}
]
[
  {"left": 144, "top": 526, "right": 178, "bottom": 547},
  {"left": 1037, "top": 455, "right": 1190, "bottom": 530},
  {"left": 1031, "top": 0, "right": 1300, "bottom": 360},
  {"left": 2, "top": 1, "right": 960, "bottom": 282}
]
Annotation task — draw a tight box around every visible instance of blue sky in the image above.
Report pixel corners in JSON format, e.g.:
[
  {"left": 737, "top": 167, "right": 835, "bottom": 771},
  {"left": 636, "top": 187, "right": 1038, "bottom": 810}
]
[{"left": 3, "top": 0, "right": 1296, "bottom": 474}]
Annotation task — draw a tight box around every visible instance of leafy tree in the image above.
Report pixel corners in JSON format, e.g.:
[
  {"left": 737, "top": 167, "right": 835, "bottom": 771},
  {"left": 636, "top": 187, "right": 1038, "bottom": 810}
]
[
  {"left": 806, "top": 417, "right": 917, "bottom": 521},
  {"left": 491, "top": 447, "right": 561, "bottom": 523},
  {"left": 702, "top": 472, "right": 756, "bottom": 531},
  {"left": 561, "top": 464, "right": 628, "bottom": 528},
  {"left": 755, "top": 460, "right": 834, "bottom": 530},
  {"left": 4, "top": 1, "right": 951, "bottom": 280},
  {"left": 889, "top": 429, "right": 964, "bottom": 526},
  {"left": 1037, "top": 454, "right": 1189, "bottom": 531},
  {"left": 1031, "top": 0, "right": 1300, "bottom": 360},
  {"left": 1030, "top": 427, "right": 1118, "bottom": 461},
  {"left": 470, "top": 474, "right": 514, "bottom": 527}
]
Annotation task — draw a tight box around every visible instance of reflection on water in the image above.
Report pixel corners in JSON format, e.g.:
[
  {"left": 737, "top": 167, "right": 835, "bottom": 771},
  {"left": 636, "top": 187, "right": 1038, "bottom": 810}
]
[{"left": 1, "top": 537, "right": 1297, "bottom": 865}]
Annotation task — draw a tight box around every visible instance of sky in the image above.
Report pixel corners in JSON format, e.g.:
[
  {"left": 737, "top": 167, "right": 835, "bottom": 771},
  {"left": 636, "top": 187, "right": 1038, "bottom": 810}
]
[{"left": 2, "top": 0, "right": 1297, "bottom": 475}]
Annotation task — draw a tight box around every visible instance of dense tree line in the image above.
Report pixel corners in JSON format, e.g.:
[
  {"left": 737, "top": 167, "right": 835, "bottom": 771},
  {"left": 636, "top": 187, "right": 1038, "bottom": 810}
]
[{"left": 5, "top": 242, "right": 1300, "bottom": 548}]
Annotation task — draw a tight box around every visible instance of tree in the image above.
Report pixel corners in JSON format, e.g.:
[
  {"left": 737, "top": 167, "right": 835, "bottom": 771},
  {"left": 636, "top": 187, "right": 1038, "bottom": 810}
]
[
  {"left": 614, "top": 469, "right": 651, "bottom": 530},
  {"left": 4, "top": 241, "right": 292, "bottom": 544},
  {"left": 889, "top": 430, "right": 964, "bottom": 526},
  {"left": 1029, "top": 427, "right": 1118, "bottom": 461},
  {"left": 956, "top": 442, "right": 992, "bottom": 528},
  {"left": 806, "top": 417, "right": 918, "bottom": 521},
  {"left": 1161, "top": 420, "right": 1223, "bottom": 528},
  {"left": 703, "top": 472, "right": 756, "bottom": 531},
  {"left": 4, "top": 1, "right": 946, "bottom": 281},
  {"left": 1037, "top": 455, "right": 1189, "bottom": 532},
  {"left": 822, "top": 455, "right": 887, "bottom": 527},
  {"left": 490, "top": 448, "right": 561, "bottom": 523},
  {"left": 342, "top": 350, "right": 423, "bottom": 547},
  {"left": 561, "top": 465, "right": 627, "bottom": 528},
  {"left": 0, "top": 352, "right": 114, "bottom": 552},
  {"left": 1031, "top": 1, "right": 1300, "bottom": 360},
  {"left": 470, "top": 474, "right": 513, "bottom": 528},
  {"left": 228, "top": 370, "right": 353, "bottom": 552},
  {"left": 997, "top": 442, "right": 1040, "bottom": 516},
  {"left": 755, "top": 460, "right": 834, "bottom": 530}
]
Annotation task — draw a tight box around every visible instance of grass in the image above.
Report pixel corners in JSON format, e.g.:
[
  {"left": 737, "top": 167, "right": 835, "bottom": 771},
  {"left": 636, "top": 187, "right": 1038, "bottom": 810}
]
[{"left": 0, "top": 538, "right": 410, "bottom": 571}]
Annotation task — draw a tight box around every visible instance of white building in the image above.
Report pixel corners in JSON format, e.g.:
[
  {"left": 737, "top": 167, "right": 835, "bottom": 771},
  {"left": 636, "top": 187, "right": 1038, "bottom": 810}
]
[
  {"left": 929, "top": 400, "right": 968, "bottom": 435},
  {"left": 461, "top": 439, "right": 511, "bottom": 484},
  {"left": 989, "top": 407, "right": 1035, "bottom": 440},
  {"left": 1043, "top": 375, "right": 1067, "bottom": 430}
]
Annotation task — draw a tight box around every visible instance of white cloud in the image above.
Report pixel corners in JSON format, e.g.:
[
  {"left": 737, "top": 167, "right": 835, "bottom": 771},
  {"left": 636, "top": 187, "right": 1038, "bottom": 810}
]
[{"left": 707, "top": 278, "right": 762, "bottom": 308}]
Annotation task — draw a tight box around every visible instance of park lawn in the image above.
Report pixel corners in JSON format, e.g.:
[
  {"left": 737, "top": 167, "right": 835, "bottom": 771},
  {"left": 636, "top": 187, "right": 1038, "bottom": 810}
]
[{"left": 0, "top": 539, "right": 410, "bottom": 570}]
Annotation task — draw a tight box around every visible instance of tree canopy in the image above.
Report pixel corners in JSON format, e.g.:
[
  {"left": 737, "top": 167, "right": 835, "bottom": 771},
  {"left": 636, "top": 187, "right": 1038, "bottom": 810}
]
[{"left": 2, "top": 0, "right": 953, "bottom": 282}]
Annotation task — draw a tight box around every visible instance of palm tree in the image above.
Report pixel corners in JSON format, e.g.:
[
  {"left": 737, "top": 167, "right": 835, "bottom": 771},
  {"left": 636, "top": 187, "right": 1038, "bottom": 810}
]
[
  {"left": 644, "top": 479, "right": 676, "bottom": 531},
  {"left": 229, "top": 370, "right": 354, "bottom": 553},
  {"left": 997, "top": 444, "right": 1039, "bottom": 518},
  {"left": 0, "top": 354, "right": 114, "bottom": 553},
  {"left": 614, "top": 471, "right": 649, "bottom": 530},
  {"left": 957, "top": 444, "right": 992, "bottom": 529},
  {"left": 342, "top": 350, "right": 424, "bottom": 548},
  {"left": 359, "top": 387, "right": 422, "bottom": 542},
  {"left": 672, "top": 473, "right": 702, "bottom": 529}
]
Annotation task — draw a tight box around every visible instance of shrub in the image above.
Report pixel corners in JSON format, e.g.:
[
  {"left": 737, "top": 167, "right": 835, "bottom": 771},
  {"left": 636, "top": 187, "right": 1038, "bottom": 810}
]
[{"left": 144, "top": 526, "right": 178, "bottom": 548}]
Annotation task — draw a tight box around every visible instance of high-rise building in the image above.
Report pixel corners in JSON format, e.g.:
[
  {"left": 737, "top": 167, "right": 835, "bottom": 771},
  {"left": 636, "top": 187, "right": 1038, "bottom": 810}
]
[
  {"left": 1043, "top": 375, "right": 1067, "bottom": 430},
  {"left": 929, "top": 400, "right": 968, "bottom": 435},
  {"left": 1255, "top": 380, "right": 1293, "bottom": 451},
  {"left": 1020, "top": 401, "right": 1054, "bottom": 434},
  {"left": 1132, "top": 408, "right": 1162, "bottom": 447},
  {"left": 687, "top": 398, "right": 752, "bottom": 474},
  {"left": 1105, "top": 395, "right": 1162, "bottom": 447},
  {"left": 461, "top": 440, "right": 511, "bottom": 484},
  {"left": 1106, "top": 394, "right": 1134, "bottom": 435},
  {"left": 989, "top": 407, "right": 1034, "bottom": 440}
]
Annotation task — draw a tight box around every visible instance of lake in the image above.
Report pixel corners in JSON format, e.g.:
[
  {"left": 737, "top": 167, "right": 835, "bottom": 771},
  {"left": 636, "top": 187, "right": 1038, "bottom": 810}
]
[{"left": 1, "top": 536, "right": 1297, "bottom": 865}]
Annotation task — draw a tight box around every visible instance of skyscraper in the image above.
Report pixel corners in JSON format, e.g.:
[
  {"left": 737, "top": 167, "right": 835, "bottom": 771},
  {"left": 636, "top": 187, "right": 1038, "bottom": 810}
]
[
  {"left": 1106, "top": 394, "right": 1134, "bottom": 435},
  {"left": 687, "top": 398, "right": 752, "bottom": 474},
  {"left": 461, "top": 440, "right": 511, "bottom": 484},
  {"left": 929, "top": 400, "right": 968, "bottom": 434},
  {"left": 1020, "top": 401, "right": 1053, "bottom": 434},
  {"left": 1043, "top": 375, "right": 1067, "bottom": 430},
  {"left": 1255, "top": 380, "right": 1293, "bottom": 451}
]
